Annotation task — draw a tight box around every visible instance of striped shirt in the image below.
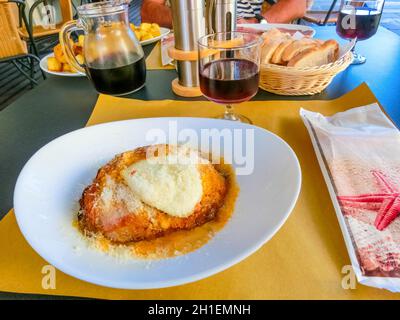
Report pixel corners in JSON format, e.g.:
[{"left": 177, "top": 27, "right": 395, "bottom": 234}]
[
  {"left": 237, "top": 0, "right": 314, "bottom": 19},
  {"left": 237, "top": 0, "right": 268, "bottom": 18}
]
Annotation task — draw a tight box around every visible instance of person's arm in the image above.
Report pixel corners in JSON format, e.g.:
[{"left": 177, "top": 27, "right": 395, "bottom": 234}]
[
  {"left": 141, "top": 0, "right": 173, "bottom": 28},
  {"left": 237, "top": 17, "right": 258, "bottom": 24},
  {"left": 263, "top": 0, "right": 307, "bottom": 23}
]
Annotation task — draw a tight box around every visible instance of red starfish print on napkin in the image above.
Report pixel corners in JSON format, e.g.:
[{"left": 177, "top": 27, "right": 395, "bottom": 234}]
[{"left": 337, "top": 170, "right": 400, "bottom": 231}]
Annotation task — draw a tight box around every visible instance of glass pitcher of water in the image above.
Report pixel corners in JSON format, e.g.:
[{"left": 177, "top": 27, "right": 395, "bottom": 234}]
[{"left": 60, "top": 0, "right": 146, "bottom": 95}]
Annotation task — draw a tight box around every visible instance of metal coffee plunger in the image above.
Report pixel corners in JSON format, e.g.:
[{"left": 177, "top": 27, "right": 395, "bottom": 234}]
[
  {"left": 168, "top": 0, "right": 237, "bottom": 97},
  {"left": 206, "top": 0, "right": 237, "bottom": 34},
  {"left": 168, "top": 0, "right": 205, "bottom": 97}
]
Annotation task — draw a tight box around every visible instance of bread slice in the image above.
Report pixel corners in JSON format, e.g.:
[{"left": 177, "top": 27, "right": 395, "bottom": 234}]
[
  {"left": 261, "top": 38, "right": 286, "bottom": 64},
  {"left": 261, "top": 28, "right": 284, "bottom": 45},
  {"left": 281, "top": 39, "right": 319, "bottom": 62},
  {"left": 261, "top": 29, "right": 292, "bottom": 64},
  {"left": 323, "top": 39, "right": 339, "bottom": 61},
  {"left": 261, "top": 29, "right": 290, "bottom": 48},
  {"left": 270, "top": 39, "right": 294, "bottom": 64},
  {"left": 287, "top": 40, "right": 339, "bottom": 67}
]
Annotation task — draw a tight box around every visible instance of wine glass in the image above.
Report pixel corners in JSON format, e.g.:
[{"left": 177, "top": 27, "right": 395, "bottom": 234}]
[
  {"left": 336, "top": 0, "right": 385, "bottom": 65},
  {"left": 198, "top": 32, "right": 262, "bottom": 124}
]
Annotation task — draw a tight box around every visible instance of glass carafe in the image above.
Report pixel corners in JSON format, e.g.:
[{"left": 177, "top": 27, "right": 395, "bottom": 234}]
[{"left": 60, "top": 0, "right": 146, "bottom": 95}]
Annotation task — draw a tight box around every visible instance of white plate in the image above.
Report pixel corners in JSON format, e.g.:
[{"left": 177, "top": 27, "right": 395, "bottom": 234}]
[
  {"left": 40, "top": 53, "right": 85, "bottom": 77},
  {"left": 237, "top": 23, "right": 316, "bottom": 37},
  {"left": 140, "top": 27, "right": 170, "bottom": 46},
  {"left": 14, "top": 118, "right": 301, "bottom": 289}
]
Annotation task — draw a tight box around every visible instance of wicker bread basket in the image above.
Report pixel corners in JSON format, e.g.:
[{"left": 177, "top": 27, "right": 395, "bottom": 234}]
[{"left": 259, "top": 51, "right": 353, "bottom": 96}]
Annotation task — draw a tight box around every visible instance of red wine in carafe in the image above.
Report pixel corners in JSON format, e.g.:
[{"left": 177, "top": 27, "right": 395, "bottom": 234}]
[
  {"left": 336, "top": 8, "right": 382, "bottom": 40},
  {"left": 86, "top": 55, "right": 146, "bottom": 95},
  {"left": 200, "top": 59, "right": 259, "bottom": 104}
]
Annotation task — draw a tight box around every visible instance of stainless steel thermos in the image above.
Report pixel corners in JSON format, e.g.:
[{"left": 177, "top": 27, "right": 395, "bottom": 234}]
[
  {"left": 206, "top": 0, "right": 237, "bottom": 34},
  {"left": 169, "top": 0, "right": 205, "bottom": 95},
  {"left": 169, "top": 0, "right": 237, "bottom": 97}
]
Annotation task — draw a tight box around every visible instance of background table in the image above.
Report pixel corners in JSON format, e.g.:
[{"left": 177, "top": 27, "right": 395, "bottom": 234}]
[{"left": 1, "top": 26, "right": 399, "bottom": 299}]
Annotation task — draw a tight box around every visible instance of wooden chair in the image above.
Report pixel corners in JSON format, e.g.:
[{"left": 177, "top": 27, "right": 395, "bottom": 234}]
[
  {"left": 17, "top": 0, "right": 73, "bottom": 54},
  {"left": 302, "top": 10, "right": 339, "bottom": 25},
  {"left": 0, "top": 0, "right": 45, "bottom": 87},
  {"left": 18, "top": 0, "right": 73, "bottom": 38},
  {"left": 302, "top": 0, "right": 339, "bottom": 26}
]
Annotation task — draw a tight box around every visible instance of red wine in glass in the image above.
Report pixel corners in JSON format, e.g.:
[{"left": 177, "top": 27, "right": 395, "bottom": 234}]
[
  {"left": 336, "top": 8, "right": 382, "bottom": 40},
  {"left": 336, "top": 0, "right": 384, "bottom": 64},
  {"left": 199, "top": 58, "right": 260, "bottom": 105}
]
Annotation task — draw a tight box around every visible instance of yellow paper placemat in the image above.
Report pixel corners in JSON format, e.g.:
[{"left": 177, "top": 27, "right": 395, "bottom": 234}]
[
  {"left": 145, "top": 42, "right": 175, "bottom": 70},
  {"left": 2, "top": 83, "right": 400, "bottom": 299}
]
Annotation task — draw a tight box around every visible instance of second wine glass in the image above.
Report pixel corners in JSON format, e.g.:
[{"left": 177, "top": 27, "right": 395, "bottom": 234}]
[
  {"left": 336, "top": 0, "right": 385, "bottom": 65},
  {"left": 198, "top": 32, "right": 262, "bottom": 124}
]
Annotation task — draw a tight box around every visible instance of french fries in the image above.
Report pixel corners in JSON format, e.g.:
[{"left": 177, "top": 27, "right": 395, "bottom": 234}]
[
  {"left": 75, "top": 54, "right": 84, "bottom": 65},
  {"left": 130, "top": 22, "right": 161, "bottom": 42},
  {"left": 78, "top": 35, "right": 84, "bottom": 48},
  {"left": 53, "top": 44, "right": 67, "bottom": 64},
  {"left": 47, "top": 57, "right": 62, "bottom": 72},
  {"left": 61, "top": 62, "right": 73, "bottom": 72},
  {"left": 47, "top": 36, "right": 85, "bottom": 73}
]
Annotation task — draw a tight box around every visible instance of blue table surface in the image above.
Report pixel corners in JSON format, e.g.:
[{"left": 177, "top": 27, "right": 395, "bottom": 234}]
[{"left": 314, "top": 27, "right": 400, "bottom": 125}]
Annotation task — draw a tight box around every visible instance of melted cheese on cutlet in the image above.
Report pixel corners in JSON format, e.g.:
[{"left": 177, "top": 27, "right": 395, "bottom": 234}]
[{"left": 121, "top": 154, "right": 204, "bottom": 218}]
